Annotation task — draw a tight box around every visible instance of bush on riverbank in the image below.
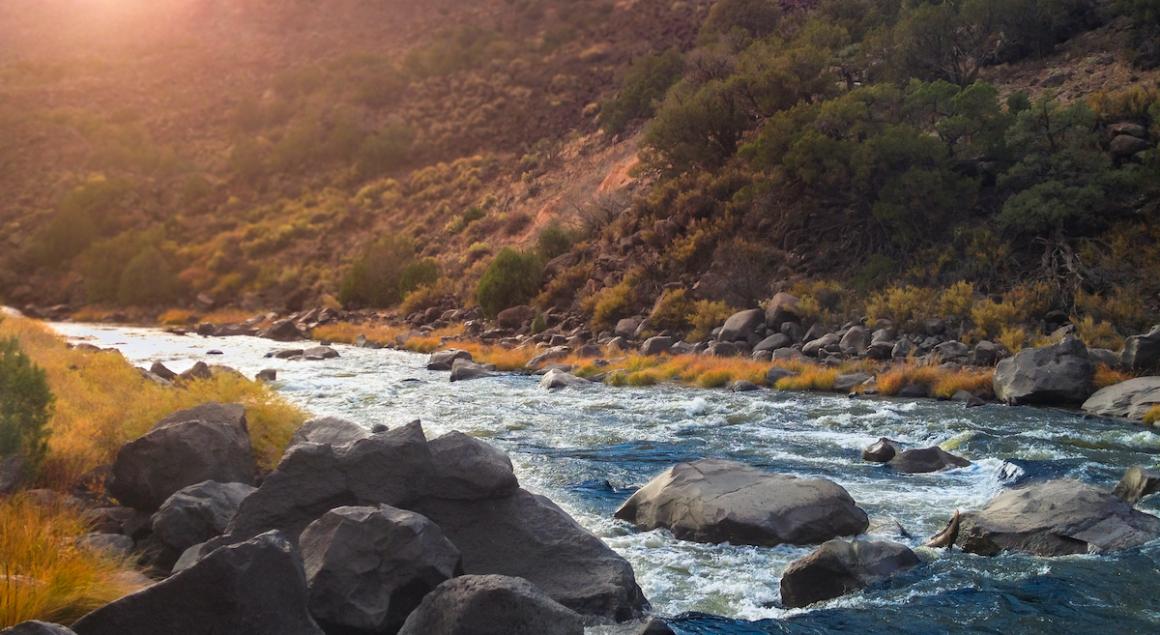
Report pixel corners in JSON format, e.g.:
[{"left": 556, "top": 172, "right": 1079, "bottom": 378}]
[
  {"left": 0, "top": 496, "right": 145, "bottom": 628},
  {"left": 0, "top": 335, "right": 54, "bottom": 472}
]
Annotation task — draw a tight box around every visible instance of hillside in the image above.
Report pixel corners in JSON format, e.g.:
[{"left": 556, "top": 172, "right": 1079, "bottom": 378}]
[{"left": 3, "top": 0, "right": 1160, "bottom": 348}]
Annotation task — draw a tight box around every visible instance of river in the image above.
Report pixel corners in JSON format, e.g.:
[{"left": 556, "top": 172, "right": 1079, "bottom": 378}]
[{"left": 52, "top": 323, "right": 1160, "bottom": 634}]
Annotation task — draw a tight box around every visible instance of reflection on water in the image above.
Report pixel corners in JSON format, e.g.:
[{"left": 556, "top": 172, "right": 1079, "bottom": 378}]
[{"left": 53, "top": 323, "right": 1160, "bottom": 633}]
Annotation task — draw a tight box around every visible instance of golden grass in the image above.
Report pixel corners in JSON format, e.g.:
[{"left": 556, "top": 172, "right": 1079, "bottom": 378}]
[
  {"left": 1144, "top": 405, "right": 1160, "bottom": 425},
  {"left": 0, "top": 316, "right": 305, "bottom": 488},
  {"left": 198, "top": 308, "right": 259, "bottom": 325},
  {"left": 1094, "top": 364, "right": 1134, "bottom": 389},
  {"left": 451, "top": 342, "right": 535, "bottom": 371},
  {"left": 0, "top": 496, "right": 145, "bottom": 628},
  {"left": 157, "top": 309, "right": 197, "bottom": 326},
  {"left": 877, "top": 362, "right": 993, "bottom": 399},
  {"left": 775, "top": 366, "right": 839, "bottom": 391},
  {"left": 312, "top": 322, "right": 408, "bottom": 347},
  {"left": 931, "top": 369, "right": 994, "bottom": 399}
]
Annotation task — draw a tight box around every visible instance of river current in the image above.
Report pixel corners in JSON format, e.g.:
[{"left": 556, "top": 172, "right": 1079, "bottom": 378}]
[{"left": 52, "top": 323, "right": 1160, "bottom": 634}]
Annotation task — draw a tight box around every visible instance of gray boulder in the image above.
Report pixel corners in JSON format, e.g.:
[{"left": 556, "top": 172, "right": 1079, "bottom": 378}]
[
  {"left": 972, "top": 341, "right": 1003, "bottom": 366},
  {"left": 149, "top": 361, "right": 178, "bottom": 381},
  {"left": 888, "top": 447, "right": 971, "bottom": 474},
  {"left": 300, "top": 505, "right": 462, "bottom": 633},
  {"left": 108, "top": 403, "right": 257, "bottom": 511},
  {"left": 754, "top": 333, "right": 791, "bottom": 354},
  {"left": 839, "top": 327, "right": 868, "bottom": 356},
  {"left": 861, "top": 438, "right": 898, "bottom": 463},
  {"left": 427, "top": 431, "right": 519, "bottom": 500},
  {"left": 450, "top": 358, "right": 495, "bottom": 382},
  {"left": 615, "top": 318, "right": 642, "bottom": 339},
  {"left": 289, "top": 417, "right": 369, "bottom": 450},
  {"left": 834, "top": 372, "right": 872, "bottom": 393},
  {"left": 260, "top": 319, "right": 306, "bottom": 342},
  {"left": 72, "top": 531, "right": 323, "bottom": 635},
  {"left": 955, "top": 480, "right": 1160, "bottom": 556},
  {"left": 993, "top": 337, "right": 1094, "bottom": 405},
  {"left": 614, "top": 459, "right": 868, "bottom": 547},
  {"left": 802, "top": 334, "right": 839, "bottom": 357},
  {"left": 540, "top": 368, "right": 589, "bottom": 390},
  {"left": 0, "top": 623, "right": 77, "bottom": 635},
  {"left": 779, "top": 539, "right": 920, "bottom": 608},
  {"left": 933, "top": 341, "right": 970, "bottom": 363},
  {"left": 1123, "top": 326, "right": 1160, "bottom": 372},
  {"left": 764, "top": 292, "right": 800, "bottom": 328},
  {"left": 153, "top": 481, "right": 256, "bottom": 554},
  {"left": 397, "top": 575, "right": 584, "bottom": 635},
  {"left": 412, "top": 489, "right": 646, "bottom": 621},
  {"left": 719, "top": 309, "right": 764, "bottom": 343},
  {"left": 1113, "top": 466, "right": 1160, "bottom": 505},
  {"left": 1083, "top": 376, "right": 1160, "bottom": 421},
  {"left": 302, "top": 346, "right": 339, "bottom": 361},
  {"left": 427, "top": 349, "right": 472, "bottom": 371},
  {"left": 730, "top": 380, "right": 759, "bottom": 392},
  {"left": 640, "top": 336, "right": 673, "bottom": 356}
]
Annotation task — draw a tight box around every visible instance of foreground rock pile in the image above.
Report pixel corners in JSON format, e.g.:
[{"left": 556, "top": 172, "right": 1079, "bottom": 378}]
[{"left": 6, "top": 404, "right": 653, "bottom": 634}]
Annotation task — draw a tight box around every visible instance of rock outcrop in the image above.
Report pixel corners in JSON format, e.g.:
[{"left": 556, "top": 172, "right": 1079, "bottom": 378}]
[
  {"left": 993, "top": 337, "right": 1094, "bottom": 405},
  {"left": 1082, "top": 377, "right": 1160, "bottom": 421},
  {"left": 954, "top": 480, "right": 1160, "bottom": 556},
  {"left": 779, "top": 539, "right": 920, "bottom": 608},
  {"left": 615, "top": 459, "right": 868, "bottom": 547}
]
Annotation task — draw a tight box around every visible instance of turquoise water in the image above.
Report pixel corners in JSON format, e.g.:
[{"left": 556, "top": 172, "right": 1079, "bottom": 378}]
[{"left": 53, "top": 323, "right": 1160, "bottom": 633}]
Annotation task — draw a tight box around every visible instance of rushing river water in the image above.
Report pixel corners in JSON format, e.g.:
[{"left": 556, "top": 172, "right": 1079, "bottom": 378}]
[{"left": 52, "top": 323, "right": 1160, "bottom": 633}]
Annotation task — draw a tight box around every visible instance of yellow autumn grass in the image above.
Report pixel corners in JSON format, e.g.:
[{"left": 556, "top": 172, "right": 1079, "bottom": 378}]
[
  {"left": 877, "top": 362, "right": 994, "bottom": 399},
  {"left": 1144, "top": 405, "right": 1160, "bottom": 425},
  {"left": 775, "top": 366, "right": 839, "bottom": 391},
  {"left": 0, "top": 315, "right": 305, "bottom": 489},
  {"left": 1094, "top": 364, "right": 1134, "bottom": 389},
  {"left": 0, "top": 496, "right": 147, "bottom": 628}
]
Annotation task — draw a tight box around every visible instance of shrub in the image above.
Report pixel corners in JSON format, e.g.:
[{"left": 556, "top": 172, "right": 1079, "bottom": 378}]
[
  {"left": 971, "top": 300, "right": 1026, "bottom": 339},
  {"left": 588, "top": 279, "right": 637, "bottom": 329},
  {"left": 1072, "top": 315, "right": 1124, "bottom": 350},
  {"left": 865, "top": 286, "right": 938, "bottom": 327},
  {"left": 0, "top": 337, "right": 54, "bottom": 471},
  {"left": 645, "top": 79, "right": 750, "bottom": 172},
  {"left": 117, "top": 247, "right": 181, "bottom": 307},
  {"left": 476, "top": 248, "right": 544, "bottom": 318},
  {"left": 399, "top": 279, "right": 451, "bottom": 316},
  {"left": 536, "top": 222, "right": 577, "bottom": 261},
  {"left": 1094, "top": 364, "right": 1134, "bottom": 389},
  {"left": 601, "top": 49, "right": 685, "bottom": 134},
  {"left": 700, "top": 0, "right": 782, "bottom": 43},
  {"left": 688, "top": 299, "right": 733, "bottom": 341},
  {"left": 357, "top": 123, "right": 413, "bottom": 178},
  {"left": 938, "top": 281, "right": 977, "bottom": 323},
  {"left": 339, "top": 237, "right": 435, "bottom": 308},
  {"left": 649, "top": 288, "right": 696, "bottom": 333},
  {"left": 998, "top": 326, "right": 1028, "bottom": 353}
]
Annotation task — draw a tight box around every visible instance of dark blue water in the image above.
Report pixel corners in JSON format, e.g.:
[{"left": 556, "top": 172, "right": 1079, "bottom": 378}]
[{"left": 56, "top": 324, "right": 1160, "bottom": 632}]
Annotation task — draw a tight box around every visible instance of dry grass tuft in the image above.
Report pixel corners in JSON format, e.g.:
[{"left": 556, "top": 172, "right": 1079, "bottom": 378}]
[
  {"left": 0, "top": 496, "right": 145, "bottom": 627},
  {"left": 1144, "top": 405, "right": 1160, "bottom": 425},
  {"left": 1094, "top": 364, "right": 1134, "bottom": 389},
  {"left": 877, "top": 362, "right": 993, "bottom": 399},
  {"left": 775, "top": 366, "right": 839, "bottom": 391}
]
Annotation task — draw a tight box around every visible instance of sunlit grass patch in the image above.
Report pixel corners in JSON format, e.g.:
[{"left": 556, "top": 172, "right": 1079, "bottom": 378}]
[
  {"left": 931, "top": 368, "right": 994, "bottom": 399},
  {"left": 775, "top": 366, "right": 839, "bottom": 391},
  {"left": 312, "top": 322, "right": 407, "bottom": 347},
  {"left": 1094, "top": 364, "right": 1134, "bottom": 389},
  {"left": 1144, "top": 405, "right": 1160, "bottom": 425},
  {"left": 0, "top": 496, "right": 145, "bottom": 628},
  {"left": 0, "top": 316, "right": 305, "bottom": 488}
]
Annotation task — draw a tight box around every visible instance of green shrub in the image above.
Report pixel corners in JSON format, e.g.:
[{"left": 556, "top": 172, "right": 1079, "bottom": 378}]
[
  {"left": 357, "top": 123, "right": 413, "bottom": 178},
  {"left": 476, "top": 248, "right": 544, "bottom": 317},
  {"left": 700, "top": 0, "right": 782, "bottom": 43},
  {"left": 117, "top": 247, "right": 181, "bottom": 307},
  {"left": 601, "top": 49, "right": 685, "bottom": 134},
  {"left": 0, "top": 336, "right": 54, "bottom": 471},
  {"left": 339, "top": 237, "right": 437, "bottom": 308},
  {"left": 536, "top": 222, "right": 577, "bottom": 260}
]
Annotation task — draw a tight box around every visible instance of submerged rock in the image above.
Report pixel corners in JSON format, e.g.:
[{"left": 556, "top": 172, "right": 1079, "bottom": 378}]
[
  {"left": 1081, "top": 377, "right": 1160, "bottom": 421},
  {"left": 108, "top": 403, "right": 256, "bottom": 511},
  {"left": 615, "top": 459, "right": 868, "bottom": 547},
  {"left": 888, "top": 447, "right": 971, "bottom": 474},
  {"left": 993, "top": 337, "right": 1094, "bottom": 405},
  {"left": 955, "top": 480, "right": 1160, "bottom": 556},
  {"left": 300, "top": 505, "right": 462, "bottom": 633},
  {"left": 397, "top": 575, "right": 585, "bottom": 635},
  {"left": 72, "top": 531, "right": 323, "bottom": 635},
  {"left": 779, "top": 539, "right": 920, "bottom": 608}
]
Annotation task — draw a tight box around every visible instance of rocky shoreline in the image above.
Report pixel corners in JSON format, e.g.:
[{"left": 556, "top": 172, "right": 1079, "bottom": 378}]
[{"left": 5, "top": 399, "right": 1158, "bottom": 634}]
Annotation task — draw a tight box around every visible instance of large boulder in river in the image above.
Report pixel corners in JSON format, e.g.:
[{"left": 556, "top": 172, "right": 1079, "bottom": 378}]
[
  {"left": 72, "top": 531, "right": 323, "bottom": 635},
  {"left": 152, "top": 480, "right": 256, "bottom": 554},
  {"left": 718, "top": 309, "right": 764, "bottom": 343},
  {"left": 540, "top": 368, "right": 589, "bottom": 390},
  {"left": 108, "top": 403, "right": 257, "bottom": 511},
  {"left": 397, "top": 575, "right": 585, "bottom": 635},
  {"left": 779, "top": 539, "right": 920, "bottom": 608},
  {"left": 955, "top": 480, "right": 1160, "bottom": 556},
  {"left": 428, "top": 349, "right": 473, "bottom": 371},
  {"left": 993, "top": 337, "right": 1094, "bottom": 405},
  {"left": 450, "top": 358, "right": 495, "bottom": 382},
  {"left": 888, "top": 447, "right": 971, "bottom": 474},
  {"left": 614, "top": 459, "right": 868, "bottom": 547},
  {"left": 225, "top": 422, "right": 435, "bottom": 542},
  {"left": 289, "top": 417, "right": 369, "bottom": 450},
  {"left": 300, "top": 505, "right": 462, "bottom": 633},
  {"left": 1082, "top": 377, "right": 1160, "bottom": 421},
  {"left": 412, "top": 489, "right": 646, "bottom": 621},
  {"left": 862, "top": 438, "right": 898, "bottom": 463},
  {"left": 1122, "top": 325, "right": 1160, "bottom": 372}
]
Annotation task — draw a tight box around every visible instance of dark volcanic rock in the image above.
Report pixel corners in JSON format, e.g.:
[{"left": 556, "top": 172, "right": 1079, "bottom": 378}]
[
  {"left": 108, "top": 403, "right": 257, "bottom": 511},
  {"left": 862, "top": 438, "right": 898, "bottom": 463},
  {"left": 888, "top": 447, "right": 971, "bottom": 474},
  {"left": 450, "top": 358, "right": 495, "bottom": 382},
  {"left": 1123, "top": 325, "right": 1160, "bottom": 372},
  {"left": 72, "top": 531, "right": 323, "bottom": 635},
  {"left": 427, "top": 349, "right": 473, "bottom": 371},
  {"left": 615, "top": 459, "right": 868, "bottom": 547},
  {"left": 427, "top": 431, "right": 519, "bottom": 500},
  {"left": 300, "top": 505, "right": 462, "bottom": 633},
  {"left": 397, "top": 575, "right": 585, "bottom": 635},
  {"left": 288, "top": 417, "right": 369, "bottom": 450},
  {"left": 412, "top": 489, "right": 646, "bottom": 621},
  {"left": 260, "top": 319, "right": 306, "bottom": 342},
  {"left": 153, "top": 481, "right": 256, "bottom": 554},
  {"left": 1113, "top": 466, "right": 1160, "bottom": 505},
  {"left": 1082, "top": 377, "right": 1160, "bottom": 421},
  {"left": 780, "top": 539, "right": 920, "bottom": 608},
  {"left": 993, "top": 337, "right": 1094, "bottom": 405},
  {"left": 955, "top": 480, "right": 1160, "bottom": 556}
]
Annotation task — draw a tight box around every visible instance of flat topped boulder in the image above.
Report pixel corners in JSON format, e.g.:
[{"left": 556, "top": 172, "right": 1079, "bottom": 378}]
[
  {"left": 955, "top": 480, "right": 1160, "bottom": 556},
  {"left": 779, "top": 539, "right": 920, "bottom": 608},
  {"left": 288, "top": 417, "right": 369, "bottom": 450},
  {"left": 540, "top": 368, "right": 589, "bottom": 390},
  {"left": 109, "top": 403, "right": 256, "bottom": 511},
  {"left": 888, "top": 447, "right": 971, "bottom": 474},
  {"left": 428, "top": 349, "right": 472, "bottom": 371},
  {"left": 1082, "top": 376, "right": 1160, "bottom": 421},
  {"left": 614, "top": 459, "right": 868, "bottom": 547}
]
